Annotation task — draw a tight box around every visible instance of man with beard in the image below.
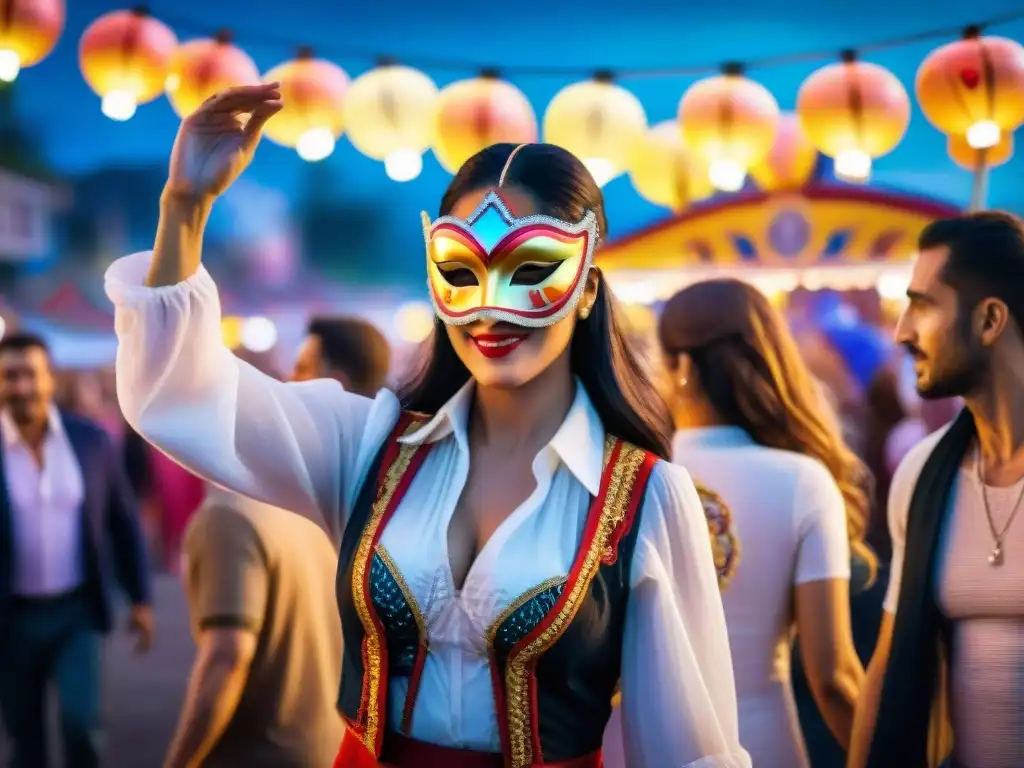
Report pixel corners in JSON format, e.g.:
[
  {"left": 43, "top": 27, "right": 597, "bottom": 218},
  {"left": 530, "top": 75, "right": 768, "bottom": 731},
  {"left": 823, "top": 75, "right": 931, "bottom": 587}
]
[
  {"left": 0, "top": 331, "right": 153, "bottom": 768},
  {"left": 849, "top": 211, "right": 1024, "bottom": 768}
]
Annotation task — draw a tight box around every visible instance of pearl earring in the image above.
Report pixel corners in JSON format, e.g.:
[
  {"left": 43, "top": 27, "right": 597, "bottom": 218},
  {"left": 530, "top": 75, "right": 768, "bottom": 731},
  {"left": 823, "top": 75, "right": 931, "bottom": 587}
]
[
  {"left": 678, "top": 377, "right": 688, "bottom": 388},
  {"left": 579, "top": 307, "right": 590, "bottom": 320}
]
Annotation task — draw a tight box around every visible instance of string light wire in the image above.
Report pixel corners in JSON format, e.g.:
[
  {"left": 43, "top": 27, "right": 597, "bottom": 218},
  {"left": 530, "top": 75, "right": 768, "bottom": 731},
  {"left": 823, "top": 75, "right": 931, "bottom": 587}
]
[{"left": 148, "top": 8, "right": 1024, "bottom": 79}]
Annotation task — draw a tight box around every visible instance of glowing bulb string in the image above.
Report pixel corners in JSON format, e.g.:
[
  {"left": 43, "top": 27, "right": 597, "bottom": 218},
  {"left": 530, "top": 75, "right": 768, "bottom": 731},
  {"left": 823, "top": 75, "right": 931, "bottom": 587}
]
[{"left": 147, "top": 7, "right": 1024, "bottom": 80}]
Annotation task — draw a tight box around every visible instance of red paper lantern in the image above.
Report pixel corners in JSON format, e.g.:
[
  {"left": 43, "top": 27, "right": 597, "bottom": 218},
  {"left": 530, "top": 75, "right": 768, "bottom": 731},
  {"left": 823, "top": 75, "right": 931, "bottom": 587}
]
[
  {"left": 432, "top": 72, "right": 537, "bottom": 174},
  {"left": 916, "top": 30, "right": 1024, "bottom": 149},
  {"left": 165, "top": 31, "right": 261, "bottom": 120},
  {"left": 262, "top": 48, "right": 349, "bottom": 161},
  {"left": 797, "top": 54, "right": 910, "bottom": 183},
  {"left": 0, "top": 0, "right": 65, "bottom": 82},
  {"left": 79, "top": 8, "right": 177, "bottom": 121}
]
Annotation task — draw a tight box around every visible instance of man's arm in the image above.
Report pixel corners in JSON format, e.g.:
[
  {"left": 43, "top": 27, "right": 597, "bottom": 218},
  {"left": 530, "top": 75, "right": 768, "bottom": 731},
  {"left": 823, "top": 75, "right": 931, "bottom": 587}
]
[
  {"left": 163, "top": 628, "right": 256, "bottom": 768},
  {"left": 847, "top": 427, "right": 941, "bottom": 768},
  {"left": 847, "top": 611, "right": 895, "bottom": 768},
  {"left": 164, "top": 504, "right": 267, "bottom": 768}
]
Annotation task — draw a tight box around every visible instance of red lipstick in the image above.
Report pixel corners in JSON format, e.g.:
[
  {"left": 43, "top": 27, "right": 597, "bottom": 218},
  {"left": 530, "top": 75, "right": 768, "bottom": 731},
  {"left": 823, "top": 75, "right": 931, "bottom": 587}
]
[{"left": 469, "top": 332, "right": 527, "bottom": 359}]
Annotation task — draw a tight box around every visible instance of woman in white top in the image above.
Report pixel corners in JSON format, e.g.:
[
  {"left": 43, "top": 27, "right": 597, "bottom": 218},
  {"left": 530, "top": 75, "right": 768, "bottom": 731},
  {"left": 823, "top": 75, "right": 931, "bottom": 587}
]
[
  {"left": 105, "top": 84, "right": 748, "bottom": 768},
  {"left": 651, "top": 279, "right": 871, "bottom": 767}
]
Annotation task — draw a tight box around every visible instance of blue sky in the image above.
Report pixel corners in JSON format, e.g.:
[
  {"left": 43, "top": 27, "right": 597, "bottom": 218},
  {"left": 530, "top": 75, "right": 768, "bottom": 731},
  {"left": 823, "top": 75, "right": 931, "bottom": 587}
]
[{"left": 11, "top": 0, "right": 1024, "bottom": 257}]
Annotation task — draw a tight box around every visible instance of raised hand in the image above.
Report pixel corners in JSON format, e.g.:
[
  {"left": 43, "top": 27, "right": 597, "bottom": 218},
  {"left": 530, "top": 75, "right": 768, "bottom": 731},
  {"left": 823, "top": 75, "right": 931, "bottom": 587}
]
[{"left": 165, "top": 82, "right": 283, "bottom": 203}]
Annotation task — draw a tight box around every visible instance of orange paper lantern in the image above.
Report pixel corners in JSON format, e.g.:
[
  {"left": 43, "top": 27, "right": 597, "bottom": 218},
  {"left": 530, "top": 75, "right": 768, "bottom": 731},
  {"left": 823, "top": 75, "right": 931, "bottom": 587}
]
[
  {"left": 797, "top": 54, "right": 910, "bottom": 183},
  {"left": 947, "top": 131, "right": 1014, "bottom": 171},
  {"left": 79, "top": 8, "right": 177, "bottom": 121},
  {"left": 628, "top": 121, "right": 713, "bottom": 210},
  {"left": 679, "top": 67, "right": 780, "bottom": 192},
  {"left": 165, "top": 32, "right": 261, "bottom": 120},
  {"left": 0, "top": 0, "right": 64, "bottom": 82},
  {"left": 432, "top": 72, "right": 537, "bottom": 174},
  {"left": 916, "top": 31, "right": 1024, "bottom": 149},
  {"left": 749, "top": 112, "right": 818, "bottom": 192},
  {"left": 262, "top": 48, "right": 349, "bottom": 162}
]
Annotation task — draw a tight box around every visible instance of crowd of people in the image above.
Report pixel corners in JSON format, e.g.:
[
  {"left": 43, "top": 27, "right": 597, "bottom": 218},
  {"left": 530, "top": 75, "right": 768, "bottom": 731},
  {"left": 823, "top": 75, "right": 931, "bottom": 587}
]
[{"left": 1, "top": 82, "right": 1022, "bottom": 768}]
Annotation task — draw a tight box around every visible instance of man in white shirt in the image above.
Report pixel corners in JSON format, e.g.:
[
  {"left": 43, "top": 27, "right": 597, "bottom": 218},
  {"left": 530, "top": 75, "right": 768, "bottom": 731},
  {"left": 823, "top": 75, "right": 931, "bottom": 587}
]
[{"left": 0, "top": 331, "right": 154, "bottom": 768}]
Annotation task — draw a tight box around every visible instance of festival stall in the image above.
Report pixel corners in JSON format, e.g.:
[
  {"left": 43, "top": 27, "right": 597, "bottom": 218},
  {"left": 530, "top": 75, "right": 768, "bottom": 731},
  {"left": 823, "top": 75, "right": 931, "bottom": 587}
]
[{"left": 598, "top": 175, "right": 962, "bottom": 314}]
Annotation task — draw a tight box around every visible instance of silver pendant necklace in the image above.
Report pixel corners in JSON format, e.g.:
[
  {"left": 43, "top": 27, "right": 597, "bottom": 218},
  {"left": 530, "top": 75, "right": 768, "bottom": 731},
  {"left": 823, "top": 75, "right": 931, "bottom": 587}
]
[{"left": 975, "top": 449, "right": 1024, "bottom": 566}]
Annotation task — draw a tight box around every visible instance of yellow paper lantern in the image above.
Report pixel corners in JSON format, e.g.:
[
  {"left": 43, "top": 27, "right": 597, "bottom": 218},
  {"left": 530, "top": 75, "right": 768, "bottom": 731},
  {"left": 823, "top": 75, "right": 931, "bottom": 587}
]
[
  {"left": 165, "top": 31, "right": 261, "bottom": 120},
  {"left": 432, "top": 71, "right": 537, "bottom": 174},
  {"left": 797, "top": 53, "right": 910, "bottom": 183},
  {"left": 543, "top": 74, "right": 647, "bottom": 187},
  {"left": 947, "top": 131, "right": 1014, "bottom": 171},
  {"left": 343, "top": 61, "right": 438, "bottom": 182},
  {"left": 0, "top": 0, "right": 64, "bottom": 83},
  {"left": 628, "top": 121, "right": 713, "bottom": 210},
  {"left": 749, "top": 112, "right": 818, "bottom": 192},
  {"left": 79, "top": 8, "right": 178, "bottom": 122},
  {"left": 679, "top": 66, "right": 780, "bottom": 193},
  {"left": 262, "top": 48, "right": 349, "bottom": 162},
  {"left": 917, "top": 30, "right": 1024, "bottom": 149}
]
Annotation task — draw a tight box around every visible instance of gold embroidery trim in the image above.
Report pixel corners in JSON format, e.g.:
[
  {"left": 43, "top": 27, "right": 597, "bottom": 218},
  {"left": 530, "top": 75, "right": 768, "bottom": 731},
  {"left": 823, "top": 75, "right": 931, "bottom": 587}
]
[
  {"left": 376, "top": 544, "right": 428, "bottom": 641},
  {"left": 484, "top": 575, "right": 568, "bottom": 648},
  {"left": 504, "top": 437, "right": 647, "bottom": 768},
  {"left": 376, "top": 543, "right": 429, "bottom": 733},
  {"left": 350, "top": 418, "right": 425, "bottom": 753}
]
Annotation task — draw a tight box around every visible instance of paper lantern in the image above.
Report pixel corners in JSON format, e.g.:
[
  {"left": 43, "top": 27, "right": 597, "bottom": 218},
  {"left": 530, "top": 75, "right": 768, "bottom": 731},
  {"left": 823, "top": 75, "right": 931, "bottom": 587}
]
[
  {"left": 165, "top": 31, "right": 260, "bottom": 120},
  {"left": 0, "top": 0, "right": 64, "bottom": 83},
  {"left": 628, "top": 121, "right": 713, "bottom": 210},
  {"left": 343, "top": 62, "right": 438, "bottom": 182},
  {"left": 79, "top": 8, "right": 177, "bottom": 122},
  {"left": 544, "top": 74, "right": 647, "bottom": 187},
  {"left": 797, "top": 54, "right": 910, "bottom": 183},
  {"left": 679, "top": 67, "right": 780, "bottom": 193},
  {"left": 916, "top": 30, "right": 1024, "bottom": 149},
  {"left": 432, "top": 72, "right": 537, "bottom": 174},
  {"left": 749, "top": 112, "right": 818, "bottom": 192},
  {"left": 262, "top": 48, "right": 349, "bottom": 162},
  {"left": 948, "top": 131, "right": 1014, "bottom": 171}
]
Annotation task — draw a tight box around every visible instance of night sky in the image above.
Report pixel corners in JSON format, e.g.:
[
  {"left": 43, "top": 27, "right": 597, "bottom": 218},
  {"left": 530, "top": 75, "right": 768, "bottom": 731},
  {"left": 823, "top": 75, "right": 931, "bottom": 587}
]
[{"left": 10, "top": 0, "right": 1024, "bottom": 278}]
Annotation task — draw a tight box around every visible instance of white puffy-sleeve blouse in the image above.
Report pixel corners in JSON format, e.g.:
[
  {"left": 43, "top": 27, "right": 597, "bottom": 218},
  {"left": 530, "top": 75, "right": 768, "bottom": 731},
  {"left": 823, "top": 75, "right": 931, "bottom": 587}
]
[{"left": 106, "top": 251, "right": 750, "bottom": 768}]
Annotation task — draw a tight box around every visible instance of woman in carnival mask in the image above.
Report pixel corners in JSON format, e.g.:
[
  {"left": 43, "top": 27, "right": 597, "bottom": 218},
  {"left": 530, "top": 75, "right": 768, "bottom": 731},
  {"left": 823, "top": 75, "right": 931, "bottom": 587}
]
[{"left": 106, "top": 83, "right": 749, "bottom": 768}]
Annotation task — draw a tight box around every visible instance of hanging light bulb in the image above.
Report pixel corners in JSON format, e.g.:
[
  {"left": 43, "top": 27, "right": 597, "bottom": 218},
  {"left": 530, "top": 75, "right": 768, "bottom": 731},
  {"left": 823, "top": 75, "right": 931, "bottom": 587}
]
[
  {"left": 296, "top": 127, "right": 336, "bottom": 162},
  {"left": 833, "top": 148, "right": 873, "bottom": 182},
  {"left": 384, "top": 148, "right": 423, "bottom": 182},
  {"left": 0, "top": 50, "right": 20, "bottom": 82}
]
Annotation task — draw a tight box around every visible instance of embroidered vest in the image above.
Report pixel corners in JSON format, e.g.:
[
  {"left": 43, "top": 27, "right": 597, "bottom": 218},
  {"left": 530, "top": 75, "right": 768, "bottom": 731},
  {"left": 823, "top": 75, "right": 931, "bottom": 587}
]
[{"left": 335, "top": 412, "right": 657, "bottom": 768}]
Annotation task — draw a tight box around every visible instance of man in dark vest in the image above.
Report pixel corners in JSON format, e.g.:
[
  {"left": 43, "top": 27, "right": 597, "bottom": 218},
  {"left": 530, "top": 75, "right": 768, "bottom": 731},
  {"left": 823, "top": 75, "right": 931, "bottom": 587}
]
[
  {"left": 849, "top": 211, "right": 1024, "bottom": 768},
  {"left": 0, "top": 331, "right": 154, "bottom": 768}
]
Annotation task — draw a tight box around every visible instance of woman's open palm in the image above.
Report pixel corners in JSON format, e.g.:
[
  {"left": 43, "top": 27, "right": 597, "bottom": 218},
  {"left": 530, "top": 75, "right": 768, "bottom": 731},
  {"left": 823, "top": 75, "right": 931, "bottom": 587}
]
[{"left": 166, "top": 83, "right": 283, "bottom": 201}]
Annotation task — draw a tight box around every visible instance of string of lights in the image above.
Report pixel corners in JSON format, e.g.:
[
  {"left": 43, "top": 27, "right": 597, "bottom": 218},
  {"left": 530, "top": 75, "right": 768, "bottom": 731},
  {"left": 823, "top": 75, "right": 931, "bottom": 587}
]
[{"left": 149, "top": 7, "right": 1024, "bottom": 79}]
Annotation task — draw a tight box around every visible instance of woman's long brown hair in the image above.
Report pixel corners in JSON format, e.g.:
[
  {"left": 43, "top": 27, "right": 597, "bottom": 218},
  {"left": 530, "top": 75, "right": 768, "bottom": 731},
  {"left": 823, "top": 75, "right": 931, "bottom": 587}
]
[{"left": 658, "top": 279, "right": 877, "bottom": 584}]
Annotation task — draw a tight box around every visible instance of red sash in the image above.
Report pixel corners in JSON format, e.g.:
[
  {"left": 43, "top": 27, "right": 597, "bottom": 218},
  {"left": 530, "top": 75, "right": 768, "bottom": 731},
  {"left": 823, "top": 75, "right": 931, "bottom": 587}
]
[{"left": 334, "top": 728, "right": 603, "bottom": 768}]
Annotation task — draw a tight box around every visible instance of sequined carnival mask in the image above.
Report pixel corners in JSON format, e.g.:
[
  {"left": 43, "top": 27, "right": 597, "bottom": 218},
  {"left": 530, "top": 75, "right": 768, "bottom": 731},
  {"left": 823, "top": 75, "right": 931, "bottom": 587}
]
[{"left": 422, "top": 191, "right": 599, "bottom": 328}]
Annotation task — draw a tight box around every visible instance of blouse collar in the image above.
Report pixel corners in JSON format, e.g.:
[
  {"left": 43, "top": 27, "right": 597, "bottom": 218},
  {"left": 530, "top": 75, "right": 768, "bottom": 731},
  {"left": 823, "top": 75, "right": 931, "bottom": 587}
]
[{"left": 399, "top": 377, "right": 605, "bottom": 496}]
